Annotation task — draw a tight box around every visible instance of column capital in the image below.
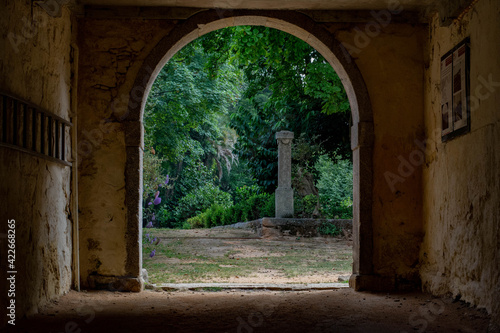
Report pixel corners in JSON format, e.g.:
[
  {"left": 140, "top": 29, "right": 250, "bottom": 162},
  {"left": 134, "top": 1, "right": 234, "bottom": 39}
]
[{"left": 276, "top": 130, "right": 294, "bottom": 141}]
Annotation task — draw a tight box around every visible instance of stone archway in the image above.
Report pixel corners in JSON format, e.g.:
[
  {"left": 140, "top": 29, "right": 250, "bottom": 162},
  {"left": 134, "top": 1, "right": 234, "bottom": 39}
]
[{"left": 125, "top": 10, "right": 374, "bottom": 289}]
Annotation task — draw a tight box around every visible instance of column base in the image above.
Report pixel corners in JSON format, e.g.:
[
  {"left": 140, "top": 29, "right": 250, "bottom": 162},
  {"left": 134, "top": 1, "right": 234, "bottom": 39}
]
[
  {"left": 349, "top": 274, "right": 421, "bottom": 291},
  {"left": 87, "top": 274, "right": 143, "bottom": 292},
  {"left": 349, "top": 274, "right": 395, "bottom": 291},
  {"left": 275, "top": 187, "right": 294, "bottom": 218}
]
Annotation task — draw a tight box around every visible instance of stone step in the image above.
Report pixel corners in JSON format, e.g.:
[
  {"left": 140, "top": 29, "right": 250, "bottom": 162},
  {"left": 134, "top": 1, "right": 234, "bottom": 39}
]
[{"left": 146, "top": 282, "right": 349, "bottom": 291}]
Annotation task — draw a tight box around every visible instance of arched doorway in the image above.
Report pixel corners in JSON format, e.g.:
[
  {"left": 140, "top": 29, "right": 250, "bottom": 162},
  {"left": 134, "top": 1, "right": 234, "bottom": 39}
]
[{"left": 125, "top": 10, "right": 374, "bottom": 289}]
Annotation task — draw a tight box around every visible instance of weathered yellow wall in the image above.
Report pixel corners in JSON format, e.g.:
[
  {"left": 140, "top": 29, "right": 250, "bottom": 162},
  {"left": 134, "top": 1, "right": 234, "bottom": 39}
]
[
  {"left": 76, "top": 12, "right": 426, "bottom": 290},
  {"left": 0, "top": 0, "right": 498, "bottom": 328},
  {"left": 76, "top": 18, "right": 174, "bottom": 288},
  {"left": 0, "top": 0, "right": 74, "bottom": 326},
  {"left": 420, "top": 0, "right": 500, "bottom": 316},
  {"left": 335, "top": 23, "right": 426, "bottom": 285}
]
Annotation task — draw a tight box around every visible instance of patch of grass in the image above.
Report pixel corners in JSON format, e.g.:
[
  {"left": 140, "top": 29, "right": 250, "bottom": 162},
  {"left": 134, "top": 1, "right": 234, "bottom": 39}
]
[
  {"left": 144, "top": 261, "right": 254, "bottom": 284},
  {"left": 142, "top": 228, "right": 353, "bottom": 284},
  {"left": 258, "top": 255, "right": 352, "bottom": 278}
]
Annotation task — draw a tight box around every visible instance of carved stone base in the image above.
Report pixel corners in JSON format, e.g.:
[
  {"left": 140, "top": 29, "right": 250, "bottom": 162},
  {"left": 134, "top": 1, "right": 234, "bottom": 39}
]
[{"left": 349, "top": 274, "right": 421, "bottom": 292}]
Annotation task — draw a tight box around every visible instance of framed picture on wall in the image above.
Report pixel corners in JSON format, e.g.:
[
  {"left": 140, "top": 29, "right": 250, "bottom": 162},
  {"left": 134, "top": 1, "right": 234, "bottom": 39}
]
[{"left": 440, "top": 37, "right": 470, "bottom": 142}]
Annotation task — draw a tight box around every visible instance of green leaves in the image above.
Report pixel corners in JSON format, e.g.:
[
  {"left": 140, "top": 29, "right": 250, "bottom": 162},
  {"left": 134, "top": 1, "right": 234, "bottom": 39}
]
[
  {"left": 303, "top": 61, "right": 350, "bottom": 115},
  {"left": 207, "top": 27, "right": 353, "bottom": 190},
  {"left": 174, "top": 183, "right": 233, "bottom": 225},
  {"left": 315, "top": 154, "right": 353, "bottom": 219},
  {"left": 144, "top": 26, "right": 353, "bottom": 228}
]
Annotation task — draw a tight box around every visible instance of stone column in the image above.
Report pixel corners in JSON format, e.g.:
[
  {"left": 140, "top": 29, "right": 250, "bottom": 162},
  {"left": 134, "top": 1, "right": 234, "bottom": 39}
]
[{"left": 275, "top": 131, "right": 294, "bottom": 218}]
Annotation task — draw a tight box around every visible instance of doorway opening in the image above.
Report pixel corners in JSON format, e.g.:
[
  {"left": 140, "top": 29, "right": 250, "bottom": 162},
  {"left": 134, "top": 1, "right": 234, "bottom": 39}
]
[
  {"left": 141, "top": 25, "right": 354, "bottom": 285},
  {"left": 125, "top": 11, "right": 374, "bottom": 290}
]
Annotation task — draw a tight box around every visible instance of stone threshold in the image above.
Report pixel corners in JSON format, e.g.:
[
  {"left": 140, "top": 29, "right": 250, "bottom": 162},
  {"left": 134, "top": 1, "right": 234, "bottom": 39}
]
[{"left": 146, "top": 283, "right": 349, "bottom": 291}]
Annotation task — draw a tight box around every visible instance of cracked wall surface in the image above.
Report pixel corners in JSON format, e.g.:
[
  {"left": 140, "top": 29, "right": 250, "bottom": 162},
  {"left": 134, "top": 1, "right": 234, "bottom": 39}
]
[
  {"left": 0, "top": 1, "right": 74, "bottom": 326},
  {"left": 420, "top": 0, "right": 500, "bottom": 317},
  {"left": 76, "top": 18, "right": 174, "bottom": 289}
]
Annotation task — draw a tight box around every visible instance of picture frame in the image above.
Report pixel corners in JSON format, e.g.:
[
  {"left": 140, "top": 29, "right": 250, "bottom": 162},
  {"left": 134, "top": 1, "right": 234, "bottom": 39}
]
[{"left": 440, "top": 37, "right": 471, "bottom": 142}]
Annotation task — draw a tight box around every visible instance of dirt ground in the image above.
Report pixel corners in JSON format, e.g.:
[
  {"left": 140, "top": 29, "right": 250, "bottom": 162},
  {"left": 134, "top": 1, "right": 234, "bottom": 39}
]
[
  {"left": 7, "top": 229, "right": 492, "bottom": 332},
  {"left": 7, "top": 288, "right": 492, "bottom": 333},
  {"left": 143, "top": 228, "right": 353, "bottom": 284}
]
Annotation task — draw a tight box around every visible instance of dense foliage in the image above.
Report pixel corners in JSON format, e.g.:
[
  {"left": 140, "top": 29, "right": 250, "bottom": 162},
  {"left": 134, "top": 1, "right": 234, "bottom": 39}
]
[
  {"left": 143, "top": 26, "right": 353, "bottom": 229},
  {"left": 204, "top": 26, "right": 351, "bottom": 191},
  {"left": 184, "top": 193, "right": 275, "bottom": 229},
  {"left": 316, "top": 155, "right": 353, "bottom": 219}
]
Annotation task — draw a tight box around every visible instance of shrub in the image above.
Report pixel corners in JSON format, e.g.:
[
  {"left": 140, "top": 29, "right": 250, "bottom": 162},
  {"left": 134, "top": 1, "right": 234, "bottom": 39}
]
[
  {"left": 142, "top": 149, "right": 172, "bottom": 227},
  {"left": 304, "top": 194, "right": 318, "bottom": 216},
  {"left": 184, "top": 192, "right": 275, "bottom": 228},
  {"left": 320, "top": 196, "right": 352, "bottom": 219},
  {"left": 221, "top": 206, "right": 234, "bottom": 225},
  {"left": 247, "top": 193, "right": 271, "bottom": 220},
  {"left": 318, "top": 222, "right": 342, "bottom": 236},
  {"left": 230, "top": 193, "right": 273, "bottom": 222},
  {"left": 204, "top": 204, "right": 225, "bottom": 228},
  {"left": 294, "top": 194, "right": 319, "bottom": 218},
  {"left": 173, "top": 184, "right": 233, "bottom": 224},
  {"left": 233, "top": 184, "right": 260, "bottom": 204},
  {"left": 239, "top": 203, "right": 250, "bottom": 223},
  {"left": 261, "top": 193, "right": 275, "bottom": 217},
  {"left": 224, "top": 205, "right": 238, "bottom": 225},
  {"left": 156, "top": 207, "right": 175, "bottom": 228},
  {"left": 185, "top": 212, "right": 206, "bottom": 229},
  {"left": 315, "top": 154, "right": 353, "bottom": 219}
]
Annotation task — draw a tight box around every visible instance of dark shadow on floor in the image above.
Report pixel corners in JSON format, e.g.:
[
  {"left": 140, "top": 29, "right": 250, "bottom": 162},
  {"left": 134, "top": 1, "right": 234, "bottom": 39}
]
[{"left": 5, "top": 289, "right": 490, "bottom": 333}]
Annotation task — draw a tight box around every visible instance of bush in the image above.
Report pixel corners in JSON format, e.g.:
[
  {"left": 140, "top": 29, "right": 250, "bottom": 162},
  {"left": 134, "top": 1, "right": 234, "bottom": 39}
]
[
  {"left": 221, "top": 205, "right": 235, "bottom": 225},
  {"left": 294, "top": 194, "right": 319, "bottom": 218},
  {"left": 156, "top": 207, "right": 175, "bottom": 228},
  {"left": 320, "top": 196, "right": 352, "bottom": 219},
  {"left": 142, "top": 149, "right": 172, "bottom": 227},
  {"left": 173, "top": 184, "right": 233, "bottom": 225},
  {"left": 185, "top": 212, "right": 206, "bottom": 229},
  {"left": 318, "top": 222, "right": 342, "bottom": 236},
  {"left": 315, "top": 154, "right": 353, "bottom": 219},
  {"left": 221, "top": 206, "right": 234, "bottom": 225},
  {"left": 233, "top": 184, "right": 260, "bottom": 205},
  {"left": 204, "top": 204, "right": 225, "bottom": 228},
  {"left": 240, "top": 193, "right": 273, "bottom": 221},
  {"left": 261, "top": 193, "right": 275, "bottom": 217},
  {"left": 183, "top": 192, "right": 275, "bottom": 229}
]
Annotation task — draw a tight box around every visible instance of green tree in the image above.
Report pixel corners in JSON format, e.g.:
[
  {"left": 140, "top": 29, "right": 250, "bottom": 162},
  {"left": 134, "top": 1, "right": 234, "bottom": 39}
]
[
  {"left": 143, "top": 35, "right": 244, "bottom": 227},
  {"left": 203, "top": 26, "right": 351, "bottom": 192},
  {"left": 143, "top": 26, "right": 352, "bottom": 227}
]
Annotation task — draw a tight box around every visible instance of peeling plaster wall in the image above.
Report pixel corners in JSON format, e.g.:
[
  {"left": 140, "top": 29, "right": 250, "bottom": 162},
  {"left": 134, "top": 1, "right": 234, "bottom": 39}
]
[
  {"left": 0, "top": 1, "right": 74, "bottom": 326},
  {"left": 420, "top": 0, "right": 500, "bottom": 316},
  {"left": 334, "top": 24, "right": 426, "bottom": 285},
  {"left": 76, "top": 18, "right": 174, "bottom": 289}
]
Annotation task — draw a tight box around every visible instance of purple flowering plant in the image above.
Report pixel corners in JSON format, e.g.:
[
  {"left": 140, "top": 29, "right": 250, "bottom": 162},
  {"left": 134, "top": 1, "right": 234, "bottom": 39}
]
[
  {"left": 143, "top": 148, "right": 173, "bottom": 228},
  {"left": 144, "top": 232, "right": 160, "bottom": 258},
  {"left": 142, "top": 148, "right": 172, "bottom": 258}
]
